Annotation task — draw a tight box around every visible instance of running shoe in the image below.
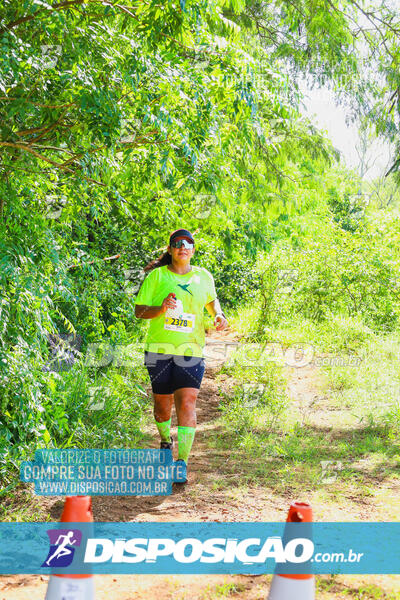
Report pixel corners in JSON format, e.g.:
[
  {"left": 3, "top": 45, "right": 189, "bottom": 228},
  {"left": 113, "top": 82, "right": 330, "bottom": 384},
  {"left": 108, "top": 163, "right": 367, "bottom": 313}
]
[
  {"left": 160, "top": 436, "right": 174, "bottom": 450},
  {"left": 174, "top": 459, "right": 187, "bottom": 484}
]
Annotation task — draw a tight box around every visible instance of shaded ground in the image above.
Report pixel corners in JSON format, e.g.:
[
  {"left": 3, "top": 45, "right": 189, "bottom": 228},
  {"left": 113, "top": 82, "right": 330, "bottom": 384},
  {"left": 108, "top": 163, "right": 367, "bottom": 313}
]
[{"left": 1, "top": 330, "right": 400, "bottom": 598}]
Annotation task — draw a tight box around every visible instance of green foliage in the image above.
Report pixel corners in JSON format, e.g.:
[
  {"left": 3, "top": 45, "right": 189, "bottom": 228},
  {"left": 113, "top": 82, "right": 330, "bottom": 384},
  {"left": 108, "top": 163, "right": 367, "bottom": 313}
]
[
  {"left": 195, "top": 244, "right": 260, "bottom": 308},
  {"left": 327, "top": 187, "right": 365, "bottom": 232},
  {"left": 254, "top": 209, "right": 400, "bottom": 333}
]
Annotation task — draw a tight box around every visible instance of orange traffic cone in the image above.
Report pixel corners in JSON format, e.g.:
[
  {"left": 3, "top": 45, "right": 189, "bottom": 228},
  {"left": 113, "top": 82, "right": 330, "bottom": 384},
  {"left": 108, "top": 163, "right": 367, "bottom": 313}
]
[
  {"left": 267, "top": 501, "right": 315, "bottom": 600},
  {"left": 44, "top": 496, "right": 95, "bottom": 599}
]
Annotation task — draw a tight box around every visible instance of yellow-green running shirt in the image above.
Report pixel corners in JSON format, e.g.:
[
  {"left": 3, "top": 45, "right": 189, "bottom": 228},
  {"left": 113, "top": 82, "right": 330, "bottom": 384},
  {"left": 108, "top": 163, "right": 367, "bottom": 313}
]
[{"left": 134, "top": 265, "right": 217, "bottom": 357}]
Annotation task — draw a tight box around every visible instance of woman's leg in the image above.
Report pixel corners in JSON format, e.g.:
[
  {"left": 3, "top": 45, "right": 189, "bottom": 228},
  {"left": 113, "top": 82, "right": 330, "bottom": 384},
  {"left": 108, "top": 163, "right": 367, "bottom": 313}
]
[
  {"left": 174, "top": 387, "right": 199, "bottom": 462},
  {"left": 172, "top": 355, "right": 205, "bottom": 464},
  {"left": 153, "top": 393, "right": 174, "bottom": 443},
  {"left": 145, "top": 352, "right": 175, "bottom": 444}
]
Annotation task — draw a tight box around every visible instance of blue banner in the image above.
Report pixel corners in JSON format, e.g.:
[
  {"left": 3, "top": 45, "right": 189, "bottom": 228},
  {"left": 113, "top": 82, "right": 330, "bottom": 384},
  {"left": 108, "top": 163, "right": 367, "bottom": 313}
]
[
  {"left": 19, "top": 448, "right": 187, "bottom": 494},
  {"left": 0, "top": 522, "right": 399, "bottom": 575}
]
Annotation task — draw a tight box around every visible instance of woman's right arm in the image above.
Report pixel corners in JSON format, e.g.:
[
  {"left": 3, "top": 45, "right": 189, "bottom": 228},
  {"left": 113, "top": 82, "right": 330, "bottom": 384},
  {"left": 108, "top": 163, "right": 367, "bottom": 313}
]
[
  {"left": 135, "top": 305, "right": 164, "bottom": 319},
  {"left": 135, "top": 294, "right": 177, "bottom": 319}
]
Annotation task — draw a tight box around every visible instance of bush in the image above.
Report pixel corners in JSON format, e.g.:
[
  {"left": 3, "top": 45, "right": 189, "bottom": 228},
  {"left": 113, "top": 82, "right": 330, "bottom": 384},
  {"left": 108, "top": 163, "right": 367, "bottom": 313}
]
[
  {"left": 254, "top": 216, "right": 400, "bottom": 334},
  {"left": 195, "top": 243, "right": 259, "bottom": 309}
]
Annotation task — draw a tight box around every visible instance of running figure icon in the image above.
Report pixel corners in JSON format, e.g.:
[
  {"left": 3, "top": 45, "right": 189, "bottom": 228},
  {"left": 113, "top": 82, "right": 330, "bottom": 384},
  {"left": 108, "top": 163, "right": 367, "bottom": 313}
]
[{"left": 45, "top": 530, "right": 77, "bottom": 566}]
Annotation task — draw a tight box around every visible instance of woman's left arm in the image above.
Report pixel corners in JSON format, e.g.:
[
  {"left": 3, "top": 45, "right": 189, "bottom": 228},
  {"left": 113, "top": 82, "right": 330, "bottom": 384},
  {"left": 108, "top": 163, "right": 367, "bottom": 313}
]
[{"left": 205, "top": 299, "right": 228, "bottom": 331}]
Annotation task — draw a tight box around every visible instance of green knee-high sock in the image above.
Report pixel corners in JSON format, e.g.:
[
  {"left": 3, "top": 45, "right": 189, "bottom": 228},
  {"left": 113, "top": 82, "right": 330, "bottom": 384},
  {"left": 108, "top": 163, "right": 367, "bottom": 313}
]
[
  {"left": 177, "top": 426, "right": 196, "bottom": 463},
  {"left": 155, "top": 417, "right": 171, "bottom": 442}
]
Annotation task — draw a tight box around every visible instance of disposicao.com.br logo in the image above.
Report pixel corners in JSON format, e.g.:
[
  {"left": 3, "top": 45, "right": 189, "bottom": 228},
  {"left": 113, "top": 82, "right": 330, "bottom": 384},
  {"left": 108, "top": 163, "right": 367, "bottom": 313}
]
[{"left": 83, "top": 536, "right": 313, "bottom": 565}]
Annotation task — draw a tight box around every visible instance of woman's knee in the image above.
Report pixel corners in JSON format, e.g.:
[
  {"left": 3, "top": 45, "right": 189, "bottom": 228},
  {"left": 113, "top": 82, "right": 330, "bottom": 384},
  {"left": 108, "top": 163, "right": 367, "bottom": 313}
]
[
  {"left": 175, "top": 389, "right": 198, "bottom": 412},
  {"left": 153, "top": 394, "right": 173, "bottom": 421}
]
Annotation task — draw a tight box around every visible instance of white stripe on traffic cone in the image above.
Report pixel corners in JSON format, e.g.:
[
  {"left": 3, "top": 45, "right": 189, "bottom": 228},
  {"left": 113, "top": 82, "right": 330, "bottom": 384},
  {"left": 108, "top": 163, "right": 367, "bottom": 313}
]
[
  {"left": 268, "top": 574, "right": 315, "bottom": 600},
  {"left": 45, "top": 576, "right": 95, "bottom": 600}
]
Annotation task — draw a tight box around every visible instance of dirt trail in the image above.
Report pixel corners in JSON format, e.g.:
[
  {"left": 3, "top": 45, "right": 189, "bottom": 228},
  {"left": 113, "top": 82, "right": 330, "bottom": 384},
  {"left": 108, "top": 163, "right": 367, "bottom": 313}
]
[{"left": 2, "top": 330, "right": 400, "bottom": 599}]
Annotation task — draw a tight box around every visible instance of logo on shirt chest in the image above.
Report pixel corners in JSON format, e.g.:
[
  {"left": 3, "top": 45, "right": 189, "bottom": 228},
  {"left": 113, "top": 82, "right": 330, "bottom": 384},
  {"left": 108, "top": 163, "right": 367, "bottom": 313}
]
[{"left": 177, "top": 283, "right": 193, "bottom": 296}]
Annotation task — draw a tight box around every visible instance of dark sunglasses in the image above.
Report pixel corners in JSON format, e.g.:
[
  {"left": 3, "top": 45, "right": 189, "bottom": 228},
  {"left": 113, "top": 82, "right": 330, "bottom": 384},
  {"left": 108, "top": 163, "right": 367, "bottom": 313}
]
[{"left": 171, "top": 239, "right": 194, "bottom": 249}]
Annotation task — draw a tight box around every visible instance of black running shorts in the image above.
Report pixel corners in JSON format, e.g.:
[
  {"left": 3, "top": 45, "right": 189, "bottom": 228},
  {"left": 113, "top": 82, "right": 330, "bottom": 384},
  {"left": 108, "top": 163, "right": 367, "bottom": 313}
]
[{"left": 144, "top": 351, "right": 206, "bottom": 394}]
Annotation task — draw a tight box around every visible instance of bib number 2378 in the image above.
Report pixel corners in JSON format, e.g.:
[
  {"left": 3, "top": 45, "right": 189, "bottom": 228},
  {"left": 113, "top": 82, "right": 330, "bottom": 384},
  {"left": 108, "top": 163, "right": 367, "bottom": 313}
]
[{"left": 164, "top": 313, "right": 195, "bottom": 333}]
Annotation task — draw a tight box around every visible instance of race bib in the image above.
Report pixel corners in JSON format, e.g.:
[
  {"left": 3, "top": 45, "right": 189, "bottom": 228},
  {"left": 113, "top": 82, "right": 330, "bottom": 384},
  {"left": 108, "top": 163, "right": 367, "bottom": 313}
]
[{"left": 164, "top": 313, "right": 195, "bottom": 333}]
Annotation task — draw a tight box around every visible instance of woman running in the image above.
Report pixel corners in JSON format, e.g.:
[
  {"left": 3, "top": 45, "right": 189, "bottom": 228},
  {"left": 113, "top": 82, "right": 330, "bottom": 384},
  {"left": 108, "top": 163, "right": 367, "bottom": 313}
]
[{"left": 134, "top": 229, "right": 228, "bottom": 482}]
